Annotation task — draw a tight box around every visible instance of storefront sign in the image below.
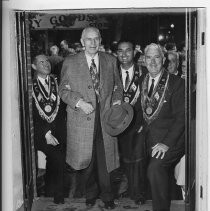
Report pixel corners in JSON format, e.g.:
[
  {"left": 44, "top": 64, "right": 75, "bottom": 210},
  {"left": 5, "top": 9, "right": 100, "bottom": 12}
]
[{"left": 29, "top": 14, "right": 109, "bottom": 29}]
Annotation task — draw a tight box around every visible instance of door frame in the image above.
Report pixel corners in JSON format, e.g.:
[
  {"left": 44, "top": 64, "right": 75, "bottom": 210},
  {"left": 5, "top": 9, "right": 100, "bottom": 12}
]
[{"left": 15, "top": 8, "right": 207, "bottom": 211}]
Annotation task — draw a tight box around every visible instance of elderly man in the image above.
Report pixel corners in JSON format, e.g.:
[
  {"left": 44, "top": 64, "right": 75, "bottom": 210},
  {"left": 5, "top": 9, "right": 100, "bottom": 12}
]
[
  {"left": 32, "top": 55, "right": 66, "bottom": 204},
  {"left": 167, "top": 51, "right": 181, "bottom": 76},
  {"left": 59, "top": 27, "right": 123, "bottom": 209},
  {"left": 116, "top": 40, "right": 147, "bottom": 205},
  {"left": 135, "top": 43, "right": 185, "bottom": 211}
]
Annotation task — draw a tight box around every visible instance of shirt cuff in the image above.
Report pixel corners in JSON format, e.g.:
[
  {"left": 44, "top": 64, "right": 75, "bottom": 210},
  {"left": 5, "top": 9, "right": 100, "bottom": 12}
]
[
  {"left": 75, "top": 99, "right": 83, "bottom": 108},
  {"left": 45, "top": 130, "right": 51, "bottom": 139}
]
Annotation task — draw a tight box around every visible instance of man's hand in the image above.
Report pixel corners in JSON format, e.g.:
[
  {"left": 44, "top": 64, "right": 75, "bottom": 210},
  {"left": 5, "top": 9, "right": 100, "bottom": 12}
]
[
  {"left": 77, "top": 99, "right": 94, "bottom": 114},
  {"left": 151, "top": 143, "right": 169, "bottom": 159},
  {"left": 45, "top": 132, "right": 59, "bottom": 146},
  {"left": 112, "top": 100, "right": 121, "bottom": 106}
]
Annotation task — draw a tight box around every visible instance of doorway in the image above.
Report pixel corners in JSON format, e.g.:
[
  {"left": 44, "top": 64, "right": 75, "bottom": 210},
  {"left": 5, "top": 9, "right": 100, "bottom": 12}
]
[{"left": 16, "top": 8, "right": 200, "bottom": 210}]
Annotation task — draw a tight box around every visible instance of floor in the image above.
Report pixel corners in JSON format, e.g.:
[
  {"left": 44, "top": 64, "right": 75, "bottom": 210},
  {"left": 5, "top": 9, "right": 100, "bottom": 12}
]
[
  {"left": 31, "top": 197, "right": 185, "bottom": 211},
  {"left": 31, "top": 167, "right": 185, "bottom": 211}
]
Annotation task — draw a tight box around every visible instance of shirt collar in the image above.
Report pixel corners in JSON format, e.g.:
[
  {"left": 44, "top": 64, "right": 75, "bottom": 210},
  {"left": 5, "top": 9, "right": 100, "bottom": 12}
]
[
  {"left": 149, "top": 70, "right": 162, "bottom": 82},
  {"left": 85, "top": 53, "right": 99, "bottom": 68},
  {"left": 38, "top": 75, "right": 49, "bottom": 84},
  {"left": 121, "top": 64, "right": 134, "bottom": 73}
]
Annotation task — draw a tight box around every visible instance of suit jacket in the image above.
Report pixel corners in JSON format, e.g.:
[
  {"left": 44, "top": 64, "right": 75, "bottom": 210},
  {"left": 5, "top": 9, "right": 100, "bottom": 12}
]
[
  {"left": 118, "top": 63, "right": 147, "bottom": 161},
  {"left": 32, "top": 75, "right": 67, "bottom": 151},
  {"left": 59, "top": 51, "right": 123, "bottom": 172},
  {"left": 135, "top": 70, "right": 185, "bottom": 152}
]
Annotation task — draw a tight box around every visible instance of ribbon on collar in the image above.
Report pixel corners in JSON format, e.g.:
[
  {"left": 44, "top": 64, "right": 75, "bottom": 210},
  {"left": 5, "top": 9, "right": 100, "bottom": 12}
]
[{"left": 123, "top": 67, "right": 141, "bottom": 105}]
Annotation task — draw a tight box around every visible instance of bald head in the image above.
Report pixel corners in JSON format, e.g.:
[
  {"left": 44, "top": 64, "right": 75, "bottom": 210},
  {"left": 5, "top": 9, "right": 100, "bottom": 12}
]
[
  {"left": 80, "top": 27, "right": 102, "bottom": 57},
  {"left": 81, "top": 27, "right": 101, "bottom": 41},
  {"left": 50, "top": 45, "right": 59, "bottom": 55}
]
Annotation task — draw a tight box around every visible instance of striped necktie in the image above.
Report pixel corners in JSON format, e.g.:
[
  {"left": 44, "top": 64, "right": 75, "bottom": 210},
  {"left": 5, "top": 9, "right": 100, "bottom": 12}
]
[
  {"left": 125, "top": 71, "right": 130, "bottom": 90},
  {"left": 148, "top": 78, "right": 155, "bottom": 98}
]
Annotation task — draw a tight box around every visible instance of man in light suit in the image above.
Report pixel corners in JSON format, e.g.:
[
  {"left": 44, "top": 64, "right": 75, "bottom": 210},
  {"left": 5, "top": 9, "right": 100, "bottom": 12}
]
[
  {"left": 135, "top": 43, "right": 185, "bottom": 211},
  {"left": 59, "top": 27, "right": 123, "bottom": 209}
]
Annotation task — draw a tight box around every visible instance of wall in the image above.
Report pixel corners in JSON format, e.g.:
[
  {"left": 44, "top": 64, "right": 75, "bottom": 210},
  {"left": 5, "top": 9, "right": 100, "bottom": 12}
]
[
  {"left": 11, "top": 12, "right": 24, "bottom": 210},
  {"left": 2, "top": 4, "right": 24, "bottom": 211}
]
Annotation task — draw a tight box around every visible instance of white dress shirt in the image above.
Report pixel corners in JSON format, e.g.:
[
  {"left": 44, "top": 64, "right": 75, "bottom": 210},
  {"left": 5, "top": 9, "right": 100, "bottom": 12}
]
[
  {"left": 85, "top": 53, "right": 99, "bottom": 72},
  {"left": 121, "top": 65, "right": 134, "bottom": 89},
  {"left": 38, "top": 75, "right": 49, "bottom": 92},
  {"left": 148, "top": 71, "right": 162, "bottom": 91}
]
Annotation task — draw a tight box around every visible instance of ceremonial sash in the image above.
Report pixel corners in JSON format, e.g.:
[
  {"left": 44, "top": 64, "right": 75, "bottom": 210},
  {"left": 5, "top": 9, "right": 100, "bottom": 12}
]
[
  {"left": 32, "top": 75, "right": 60, "bottom": 123},
  {"left": 123, "top": 66, "right": 141, "bottom": 106},
  {"left": 141, "top": 69, "right": 169, "bottom": 124}
]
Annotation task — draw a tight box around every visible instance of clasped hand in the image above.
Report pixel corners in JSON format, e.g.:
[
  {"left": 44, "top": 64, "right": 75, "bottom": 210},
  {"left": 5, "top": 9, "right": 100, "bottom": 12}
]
[
  {"left": 78, "top": 99, "right": 121, "bottom": 115},
  {"left": 78, "top": 100, "right": 94, "bottom": 115},
  {"left": 151, "top": 143, "right": 169, "bottom": 159}
]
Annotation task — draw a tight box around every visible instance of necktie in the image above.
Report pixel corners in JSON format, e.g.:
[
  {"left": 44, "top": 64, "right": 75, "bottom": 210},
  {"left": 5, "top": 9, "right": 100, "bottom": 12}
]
[
  {"left": 148, "top": 78, "right": 155, "bottom": 98},
  {"left": 45, "top": 78, "right": 49, "bottom": 86},
  {"left": 125, "top": 71, "right": 130, "bottom": 90},
  {"left": 44, "top": 78, "right": 49, "bottom": 92},
  {"left": 90, "top": 59, "right": 100, "bottom": 97}
]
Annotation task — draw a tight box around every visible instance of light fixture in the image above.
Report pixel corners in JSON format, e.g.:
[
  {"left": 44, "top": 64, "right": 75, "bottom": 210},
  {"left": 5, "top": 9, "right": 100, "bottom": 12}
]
[
  {"left": 158, "top": 34, "right": 164, "bottom": 41},
  {"left": 170, "top": 24, "right": 175, "bottom": 28}
]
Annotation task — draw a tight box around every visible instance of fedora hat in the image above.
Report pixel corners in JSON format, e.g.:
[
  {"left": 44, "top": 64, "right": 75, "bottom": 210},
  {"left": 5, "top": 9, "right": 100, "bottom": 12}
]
[{"left": 103, "top": 103, "right": 134, "bottom": 136}]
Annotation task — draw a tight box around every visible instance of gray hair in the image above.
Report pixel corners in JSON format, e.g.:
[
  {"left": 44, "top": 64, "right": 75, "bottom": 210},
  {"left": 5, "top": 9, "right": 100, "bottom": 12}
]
[
  {"left": 144, "top": 43, "right": 165, "bottom": 58},
  {"left": 81, "top": 27, "right": 101, "bottom": 40}
]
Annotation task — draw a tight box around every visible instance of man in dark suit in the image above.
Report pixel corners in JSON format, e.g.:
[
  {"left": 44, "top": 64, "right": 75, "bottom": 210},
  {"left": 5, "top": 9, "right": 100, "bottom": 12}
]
[
  {"left": 116, "top": 40, "right": 147, "bottom": 205},
  {"left": 135, "top": 43, "right": 185, "bottom": 211},
  {"left": 59, "top": 27, "right": 123, "bottom": 209},
  {"left": 32, "top": 54, "right": 66, "bottom": 204}
]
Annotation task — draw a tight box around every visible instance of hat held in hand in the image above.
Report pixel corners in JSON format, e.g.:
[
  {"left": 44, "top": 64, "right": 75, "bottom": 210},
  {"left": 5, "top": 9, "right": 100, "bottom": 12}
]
[{"left": 104, "top": 103, "right": 134, "bottom": 136}]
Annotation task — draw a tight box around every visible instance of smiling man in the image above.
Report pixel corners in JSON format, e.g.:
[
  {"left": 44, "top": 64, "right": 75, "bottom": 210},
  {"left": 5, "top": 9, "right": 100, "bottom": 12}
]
[
  {"left": 116, "top": 40, "right": 147, "bottom": 205},
  {"left": 135, "top": 43, "right": 185, "bottom": 211},
  {"left": 59, "top": 27, "right": 123, "bottom": 209}
]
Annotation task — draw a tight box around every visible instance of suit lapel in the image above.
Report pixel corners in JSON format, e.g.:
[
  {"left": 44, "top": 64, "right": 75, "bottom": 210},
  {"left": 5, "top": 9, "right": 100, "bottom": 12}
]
[
  {"left": 78, "top": 52, "right": 93, "bottom": 83},
  {"left": 99, "top": 52, "right": 106, "bottom": 89}
]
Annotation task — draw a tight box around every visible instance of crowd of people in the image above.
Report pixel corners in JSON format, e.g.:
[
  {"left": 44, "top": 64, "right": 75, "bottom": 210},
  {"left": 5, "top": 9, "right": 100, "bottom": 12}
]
[{"left": 31, "top": 26, "right": 187, "bottom": 211}]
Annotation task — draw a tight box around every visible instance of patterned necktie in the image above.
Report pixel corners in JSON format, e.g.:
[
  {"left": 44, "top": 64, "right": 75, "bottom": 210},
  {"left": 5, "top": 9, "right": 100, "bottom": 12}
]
[
  {"left": 45, "top": 78, "right": 49, "bottom": 86},
  {"left": 89, "top": 59, "right": 100, "bottom": 97},
  {"left": 44, "top": 78, "right": 49, "bottom": 92},
  {"left": 148, "top": 78, "right": 155, "bottom": 98},
  {"left": 125, "top": 71, "right": 130, "bottom": 90}
]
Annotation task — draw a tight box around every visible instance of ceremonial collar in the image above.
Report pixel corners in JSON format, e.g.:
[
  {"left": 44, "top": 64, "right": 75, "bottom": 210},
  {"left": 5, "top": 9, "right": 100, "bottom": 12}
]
[
  {"left": 32, "top": 75, "right": 60, "bottom": 123},
  {"left": 141, "top": 69, "right": 169, "bottom": 124}
]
